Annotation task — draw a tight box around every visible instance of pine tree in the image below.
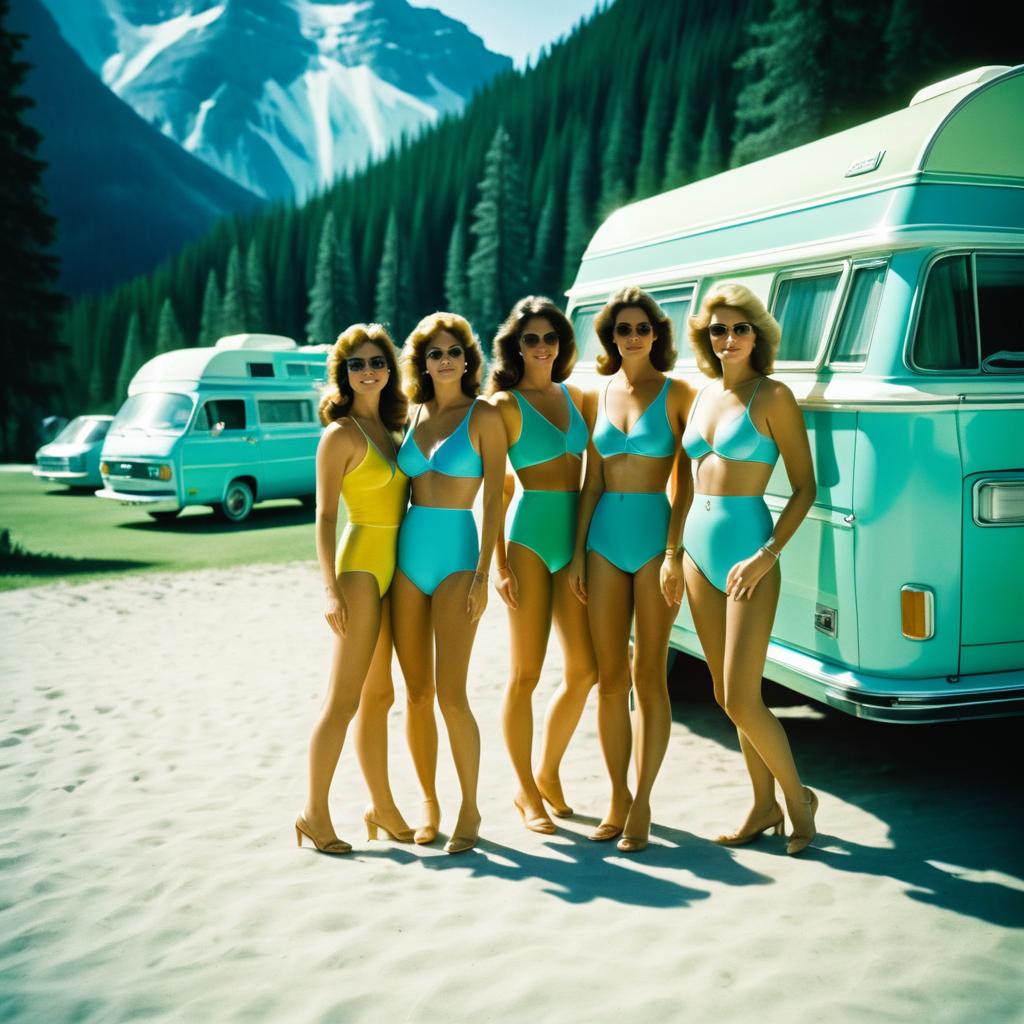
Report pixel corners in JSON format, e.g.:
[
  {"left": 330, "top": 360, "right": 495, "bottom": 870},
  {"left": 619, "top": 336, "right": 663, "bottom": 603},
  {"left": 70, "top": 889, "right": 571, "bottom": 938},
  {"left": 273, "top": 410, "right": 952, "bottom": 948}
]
[
  {"left": 563, "top": 125, "right": 593, "bottom": 291},
  {"left": 467, "top": 125, "right": 530, "bottom": 336},
  {"left": 598, "top": 92, "right": 634, "bottom": 217},
  {"left": 221, "top": 244, "right": 247, "bottom": 334},
  {"left": 694, "top": 101, "right": 724, "bottom": 180},
  {"left": 306, "top": 210, "right": 355, "bottom": 344},
  {"left": 155, "top": 297, "right": 185, "bottom": 353},
  {"left": 635, "top": 65, "right": 670, "bottom": 198},
  {"left": 244, "top": 240, "right": 268, "bottom": 332},
  {"left": 731, "top": 0, "right": 828, "bottom": 167},
  {"left": 444, "top": 209, "right": 469, "bottom": 312},
  {"left": 882, "top": 0, "right": 941, "bottom": 101},
  {"left": 0, "top": 0, "right": 65, "bottom": 457},
  {"left": 114, "top": 312, "right": 144, "bottom": 401},
  {"left": 198, "top": 269, "right": 222, "bottom": 346},
  {"left": 663, "top": 81, "right": 694, "bottom": 190},
  {"left": 374, "top": 209, "right": 408, "bottom": 338},
  {"left": 529, "top": 187, "right": 560, "bottom": 295}
]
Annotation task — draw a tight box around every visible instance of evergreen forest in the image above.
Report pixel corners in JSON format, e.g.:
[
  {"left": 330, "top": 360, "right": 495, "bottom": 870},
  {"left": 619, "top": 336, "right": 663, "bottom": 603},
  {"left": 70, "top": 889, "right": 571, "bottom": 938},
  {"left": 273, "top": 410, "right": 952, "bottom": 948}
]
[{"left": 4, "top": 0, "right": 1018, "bottom": 453}]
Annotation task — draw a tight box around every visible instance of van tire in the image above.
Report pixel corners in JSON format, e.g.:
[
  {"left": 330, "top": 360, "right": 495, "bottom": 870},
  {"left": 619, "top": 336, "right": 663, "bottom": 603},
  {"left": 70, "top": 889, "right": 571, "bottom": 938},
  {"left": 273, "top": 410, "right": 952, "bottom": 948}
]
[
  {"left": 217, "top": 479, "right": 254, "bottom": 524},
  {"left": 148, "top": 510, "right": 180, "bottom": 522}
]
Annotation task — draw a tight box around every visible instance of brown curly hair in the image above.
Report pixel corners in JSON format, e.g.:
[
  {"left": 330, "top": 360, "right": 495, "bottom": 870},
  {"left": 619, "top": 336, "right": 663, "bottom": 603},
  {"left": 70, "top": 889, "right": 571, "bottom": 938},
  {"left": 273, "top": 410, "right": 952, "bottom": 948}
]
[
  {"left": 593, "top": 286, "right": 676, "bottom": 376},
  {"left": 687, "top": 283, "right": 780, "bottom": 378},
  {"left": 318, "top": 323, "right": 407, "bottom": 432},
  {"left": 399, "top": 312, "right": 483, "bottom": 403},
  {"left": 485, "top": 296, "right": 576, "bottom": 395}
]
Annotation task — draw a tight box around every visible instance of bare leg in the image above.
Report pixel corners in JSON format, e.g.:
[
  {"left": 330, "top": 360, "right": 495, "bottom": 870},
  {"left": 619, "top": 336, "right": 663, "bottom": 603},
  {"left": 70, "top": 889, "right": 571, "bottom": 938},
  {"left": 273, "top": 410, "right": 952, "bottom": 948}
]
[
  {"left": 684, "top": 556, "right": 779, "bottom": 837},
  {"left": 502, "top": 543, "right": 555, "bottom": 830},
  {"left": 585, "top": 551, "right": 634, "bottom": 839},
  {"left": 720, "top": 565, "right": 811, "bottom": 835},
  {"left": 431, "top": 571, "right": 483, "bottom": 844},
  {"left": 304, "top": 572, "right": 382, "bottom": 844},
  {"left": 621, "top": 556, "right": 678, "bottom": 847},
  {"left": 536, "top": 564, "right": 599, "bottom": 815},
  {"left": 391, "top": 571, "right": 440, "bottom": 840},
  {"left": 354, "top": 597, "right": 412, "bottom": 838}
]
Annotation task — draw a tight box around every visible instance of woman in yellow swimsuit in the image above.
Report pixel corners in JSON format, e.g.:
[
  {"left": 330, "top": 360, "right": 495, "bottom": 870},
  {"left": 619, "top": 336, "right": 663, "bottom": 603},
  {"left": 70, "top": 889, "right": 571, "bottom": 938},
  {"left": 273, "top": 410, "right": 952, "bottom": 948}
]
[{"left": 297, "top": 323, "right": 414, "bottom": 853}]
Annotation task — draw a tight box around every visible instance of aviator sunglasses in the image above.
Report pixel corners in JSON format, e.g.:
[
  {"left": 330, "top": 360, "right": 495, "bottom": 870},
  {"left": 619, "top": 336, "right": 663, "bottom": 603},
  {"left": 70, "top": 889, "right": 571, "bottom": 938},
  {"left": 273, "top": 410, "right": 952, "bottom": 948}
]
[
  {"left": 614, "top": 321, "right": 653, "bottom": 337},
  {"left": 426, "top": 345, "right": 465, "bottom": 361},
  {"left": 521, "top": 331, "right": 560, "bottom": 348},
  {"left": 709, "top": 322, "right": 755, "bottom": 338},
  {"left": 346, "top": 355, "right": 389, "bottom": 372}
]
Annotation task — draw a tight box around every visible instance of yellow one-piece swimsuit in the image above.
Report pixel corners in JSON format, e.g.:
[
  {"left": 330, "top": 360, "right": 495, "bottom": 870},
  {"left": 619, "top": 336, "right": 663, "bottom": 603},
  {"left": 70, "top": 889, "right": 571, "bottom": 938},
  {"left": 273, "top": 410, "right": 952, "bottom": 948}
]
[{"left": 335, "top": 422, "right": 408, "bottom": 596}]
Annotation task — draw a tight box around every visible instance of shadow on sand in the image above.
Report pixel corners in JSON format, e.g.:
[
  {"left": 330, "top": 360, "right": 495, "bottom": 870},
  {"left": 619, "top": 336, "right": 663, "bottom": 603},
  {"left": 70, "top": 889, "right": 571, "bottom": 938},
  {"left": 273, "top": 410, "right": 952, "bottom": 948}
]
[{"left": 669, "top": 653, "right": 1024, "bottom": 928}]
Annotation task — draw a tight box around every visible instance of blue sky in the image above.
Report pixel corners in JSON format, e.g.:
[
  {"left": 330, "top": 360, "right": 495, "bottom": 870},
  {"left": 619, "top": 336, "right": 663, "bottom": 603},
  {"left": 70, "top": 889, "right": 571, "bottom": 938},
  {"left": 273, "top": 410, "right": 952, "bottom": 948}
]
[{"left": 407, "top": 0, "right": 609, "bottom": 68}]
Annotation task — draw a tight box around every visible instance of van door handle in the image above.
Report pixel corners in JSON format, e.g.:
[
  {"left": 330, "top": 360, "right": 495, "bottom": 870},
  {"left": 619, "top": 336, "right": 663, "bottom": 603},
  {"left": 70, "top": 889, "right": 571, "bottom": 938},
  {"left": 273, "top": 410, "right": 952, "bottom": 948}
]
[
  {"left": 843, "top": 513, "right": 855, "bottom": 524},
  {"left": 244, "top": 436, "right": 258, "bottom": 444}
]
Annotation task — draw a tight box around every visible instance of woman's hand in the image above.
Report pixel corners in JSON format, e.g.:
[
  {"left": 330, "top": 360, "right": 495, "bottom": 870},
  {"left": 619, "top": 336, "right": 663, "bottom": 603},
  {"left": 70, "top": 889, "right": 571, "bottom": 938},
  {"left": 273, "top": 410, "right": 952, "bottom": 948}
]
[
  {"left": 725, "top": 548, "right": 777, "bottom": 601},
  {"left": 467, "top": 572, "right": 489, "bottom": 622},
  {"left": 324, "top": 587, "right": 348, "bottom": 637},
  {"left": 660, "top": 550, "right": 684, "bottom": 606},
  {"left": 568, "top": 552, "right": 588, "bottom": 605},
  {"left": 495, "top": 564, "right": 518, "bottom": 610}
]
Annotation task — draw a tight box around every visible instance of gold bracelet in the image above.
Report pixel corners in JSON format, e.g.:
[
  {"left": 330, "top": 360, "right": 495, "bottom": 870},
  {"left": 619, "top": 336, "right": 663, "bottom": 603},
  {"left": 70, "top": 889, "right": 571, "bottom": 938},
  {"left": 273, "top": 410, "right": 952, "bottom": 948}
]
[{"left": 759, "top": 545, "right": 779, "bottom": 561}]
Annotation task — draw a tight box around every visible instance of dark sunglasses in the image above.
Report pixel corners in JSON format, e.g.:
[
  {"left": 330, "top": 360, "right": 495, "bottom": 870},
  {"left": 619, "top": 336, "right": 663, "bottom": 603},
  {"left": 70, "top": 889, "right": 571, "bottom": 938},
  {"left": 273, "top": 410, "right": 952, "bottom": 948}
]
[
  {"left": 709, "top": 322, "right": 755, "bottom": 338},
  {"left": 614, "top": 321, "right": 653, "bottom": 338},
  {"left": 346, "top": 355, "right": 389, "bottom": 372},
  {"left": 426, "top": 345, "right": 464, "bottom": 361},
  {"left": 521, "top": 331, "right": 560, "bottom": 348}
]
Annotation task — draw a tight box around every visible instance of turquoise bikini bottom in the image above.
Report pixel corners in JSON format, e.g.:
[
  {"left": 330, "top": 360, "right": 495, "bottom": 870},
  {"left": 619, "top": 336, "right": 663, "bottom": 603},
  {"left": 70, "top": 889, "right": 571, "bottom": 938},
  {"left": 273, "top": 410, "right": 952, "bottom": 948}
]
[
  {"left": 509, "top": 490, "right": 578, "bottom": 574},
  {"left": 397, "top": 505, "right": 479, "bottom": 596},
  {"left": 587, "top": 490, "right": 670, "bottom": 574},
  {"left": 684, "top": 494, "right": 773, "bottom": 593}
]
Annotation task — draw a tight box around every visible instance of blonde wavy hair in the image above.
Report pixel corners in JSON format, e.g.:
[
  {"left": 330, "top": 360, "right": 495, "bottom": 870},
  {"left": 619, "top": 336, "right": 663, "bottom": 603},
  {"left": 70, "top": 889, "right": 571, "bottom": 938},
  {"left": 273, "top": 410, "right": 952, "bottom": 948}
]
[
  {"left": 318, "top": 323, "right": 407, "bottom": 431},
  {"left": 399, "top": 312, "right": 483, "bottom": 403},
  {"left": 687, "top": 283, "right": 781, "bottom": 378}
]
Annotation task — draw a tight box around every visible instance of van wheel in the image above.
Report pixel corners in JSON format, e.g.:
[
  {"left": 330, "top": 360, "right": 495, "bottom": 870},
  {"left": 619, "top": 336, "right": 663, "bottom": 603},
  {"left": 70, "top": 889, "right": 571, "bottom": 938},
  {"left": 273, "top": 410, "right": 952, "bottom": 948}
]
[
  {"left": 217, "top": 480, "right": 254, "bottom": 523},
  {"left": 148, "top": 510, "right": 180, "bottom": 522}
]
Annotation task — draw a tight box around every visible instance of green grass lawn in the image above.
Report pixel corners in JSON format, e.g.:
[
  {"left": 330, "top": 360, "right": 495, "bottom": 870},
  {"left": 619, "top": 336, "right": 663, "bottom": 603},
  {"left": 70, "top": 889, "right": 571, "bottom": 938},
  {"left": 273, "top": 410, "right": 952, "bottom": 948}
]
[{"left": 0, "top": 468, "right": 322, "bottom": 591}]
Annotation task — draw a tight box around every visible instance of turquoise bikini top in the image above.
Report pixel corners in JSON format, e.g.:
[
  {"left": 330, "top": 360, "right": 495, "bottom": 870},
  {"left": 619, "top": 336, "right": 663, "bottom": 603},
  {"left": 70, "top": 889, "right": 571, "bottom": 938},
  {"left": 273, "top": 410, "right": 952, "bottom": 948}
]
[
  {"left": 397, "top": 401, "right": 483, "bottom": 479},
  {"left": 508, "top": 384, "right": 589, "bottom": 471},
  {"left": 593, "top": 378, "right": 675, "bottom": 459},
  {"left": 682, "top": 378, "right": 779, "bottom": 465}
]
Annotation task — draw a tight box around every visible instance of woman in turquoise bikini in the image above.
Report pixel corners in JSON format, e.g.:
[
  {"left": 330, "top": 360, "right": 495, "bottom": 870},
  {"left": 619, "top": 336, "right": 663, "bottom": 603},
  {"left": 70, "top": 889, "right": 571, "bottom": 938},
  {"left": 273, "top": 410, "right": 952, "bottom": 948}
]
[
  {"left": 682, "top": 283, "right": 819, "bottom": 855},
  {"left": 391, "top": 312, "right": 506, "bottom": 854},
  {"left": 488, "top": 297, "right": 598, "bottom": 834},
  {"left": 568, "top": 286, "right": 694, "bottom": 853}
]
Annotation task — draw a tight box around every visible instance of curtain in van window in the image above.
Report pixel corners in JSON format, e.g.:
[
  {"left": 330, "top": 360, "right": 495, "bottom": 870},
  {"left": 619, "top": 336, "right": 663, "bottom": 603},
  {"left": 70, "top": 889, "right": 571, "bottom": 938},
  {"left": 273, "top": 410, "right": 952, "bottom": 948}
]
[
  {"left": 976, "top": 255, "right": 1024, "bottom": 372},
  {"left": 773, "top": 273, "right": 841, "bottom": 362},
  {"left": 831, "top": 266, "right": 886, "bottom": 364},
  {"left": 913, "top": 256, "right": 976, "bottom": 370},
  {"left": 571, "top": 307, "right": 601, "bottom": 361}
]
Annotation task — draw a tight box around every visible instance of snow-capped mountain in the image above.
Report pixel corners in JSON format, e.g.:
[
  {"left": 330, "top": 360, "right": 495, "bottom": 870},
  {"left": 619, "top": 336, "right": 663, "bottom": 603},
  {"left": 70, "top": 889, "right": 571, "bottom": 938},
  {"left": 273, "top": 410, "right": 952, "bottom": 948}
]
[{"left": 40, "top": 0, "right": 513, "bottom": 199}]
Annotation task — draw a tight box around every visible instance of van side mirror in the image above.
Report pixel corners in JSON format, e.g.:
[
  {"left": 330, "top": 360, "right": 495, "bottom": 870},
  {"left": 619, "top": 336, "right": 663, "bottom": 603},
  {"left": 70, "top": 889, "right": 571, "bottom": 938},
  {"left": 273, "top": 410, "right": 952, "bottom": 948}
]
[{"left": 210, "top": 421, "right": 225, "bottom": 438}]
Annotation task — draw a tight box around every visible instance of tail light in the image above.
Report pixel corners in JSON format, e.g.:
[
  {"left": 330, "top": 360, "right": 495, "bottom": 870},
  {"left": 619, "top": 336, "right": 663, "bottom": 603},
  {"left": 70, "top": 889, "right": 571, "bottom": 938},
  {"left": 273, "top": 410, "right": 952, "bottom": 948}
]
[{"left": 901, "top": 585, "right": 935, "bottom": 641}]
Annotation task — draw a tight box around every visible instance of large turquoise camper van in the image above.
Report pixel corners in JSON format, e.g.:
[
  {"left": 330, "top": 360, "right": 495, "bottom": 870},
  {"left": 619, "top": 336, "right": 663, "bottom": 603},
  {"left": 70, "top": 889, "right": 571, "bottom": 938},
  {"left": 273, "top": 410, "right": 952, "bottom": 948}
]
[
  {"left": 97, "top": 335, "right": 329, "bottom": 523},
  {"left": 567, "top": 66, "right": 1024, "bottom": 722}
]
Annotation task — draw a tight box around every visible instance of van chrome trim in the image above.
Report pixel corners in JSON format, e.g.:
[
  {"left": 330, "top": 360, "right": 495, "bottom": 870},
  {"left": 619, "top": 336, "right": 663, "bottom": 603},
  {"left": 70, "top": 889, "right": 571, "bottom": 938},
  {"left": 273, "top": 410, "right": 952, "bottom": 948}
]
[{"left": 763, "top": 496, "right": 854, "bottom": 529}]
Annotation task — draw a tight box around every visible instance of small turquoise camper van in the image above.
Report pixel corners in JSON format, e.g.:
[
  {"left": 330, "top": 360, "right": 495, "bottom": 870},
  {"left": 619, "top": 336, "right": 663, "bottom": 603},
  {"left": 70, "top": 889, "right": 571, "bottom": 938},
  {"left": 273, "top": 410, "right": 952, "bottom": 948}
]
[
  {"left": 567, "top": 66, "right": 1024, "bottom": 722},
  {"left": 97, "top": 335, "right": 329, "bottom": 523}
]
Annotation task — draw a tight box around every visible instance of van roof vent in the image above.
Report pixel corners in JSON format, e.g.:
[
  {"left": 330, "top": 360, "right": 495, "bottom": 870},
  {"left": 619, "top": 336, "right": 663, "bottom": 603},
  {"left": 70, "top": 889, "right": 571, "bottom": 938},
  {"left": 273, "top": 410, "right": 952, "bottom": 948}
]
[
  {"left": 909, "top": 65, "right": 1010, "bottom": 107},
  {"left": 215, "top": 334, "right": 297, "bottom": 351}
]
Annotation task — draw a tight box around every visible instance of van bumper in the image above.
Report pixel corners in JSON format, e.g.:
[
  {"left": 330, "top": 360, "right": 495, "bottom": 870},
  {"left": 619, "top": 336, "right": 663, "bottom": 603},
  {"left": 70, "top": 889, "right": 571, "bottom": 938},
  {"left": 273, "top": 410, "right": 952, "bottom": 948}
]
[
  {"left": 33, "top": 468, "right": 91, "bottom": 483},
  {"left": 670, "top": 626, "right": 1024, "bottom": 723},
  {"left": 95, "top": 486, "right": 180, "bottom": 513}
]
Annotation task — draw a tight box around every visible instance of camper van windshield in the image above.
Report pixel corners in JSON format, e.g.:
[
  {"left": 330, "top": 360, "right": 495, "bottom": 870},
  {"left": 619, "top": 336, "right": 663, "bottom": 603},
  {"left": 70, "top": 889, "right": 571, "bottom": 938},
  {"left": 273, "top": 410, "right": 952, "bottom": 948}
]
[
  {"left": 111, "top": 393, "right": 193, "bottom": 435},
  {"left": 53, "top": 417, "right": 110, "bottom": 445}
]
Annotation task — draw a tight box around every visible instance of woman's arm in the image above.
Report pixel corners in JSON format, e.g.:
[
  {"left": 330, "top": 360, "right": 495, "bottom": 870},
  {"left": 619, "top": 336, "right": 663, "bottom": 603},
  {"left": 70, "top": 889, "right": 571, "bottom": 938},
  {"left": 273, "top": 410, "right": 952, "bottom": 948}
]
[
  {"left": 660, "top": 379, "right": 695, "bottom": 606},
  {"left": 469, "top": 403, "right": 509, "bottom": 621},
  {"left": 569, "top": 388, "right": 603, "bottom": 604},
  {"left": 725, "top": 382, "right": 816, "bottom": 600},
  {"left": 314, "top": 421, "right": 356, "bottom": 635},
  {"left": 489, "top": 392, "right": 521, "bottom": 609}
]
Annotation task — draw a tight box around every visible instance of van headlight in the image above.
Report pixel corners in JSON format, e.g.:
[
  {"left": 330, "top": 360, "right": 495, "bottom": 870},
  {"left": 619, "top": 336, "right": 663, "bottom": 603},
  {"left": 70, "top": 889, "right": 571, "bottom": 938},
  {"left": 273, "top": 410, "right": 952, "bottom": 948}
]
[{"left": 973, "top": 480, "right": 1024, "bottom": 526}]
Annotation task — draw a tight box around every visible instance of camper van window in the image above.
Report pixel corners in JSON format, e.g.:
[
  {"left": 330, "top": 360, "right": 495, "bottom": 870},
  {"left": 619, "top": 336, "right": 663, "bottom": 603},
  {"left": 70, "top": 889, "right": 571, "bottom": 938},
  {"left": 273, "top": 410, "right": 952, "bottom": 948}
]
[
  {"left": 912, "top": 255, "right": 977, "bottom": 371},
  {"left": 571, "top": 305, "right": 603, "bottom": 361},
  {"left": 247, "top": 363, "right": 275, "bottom": 378},
  {"left": 830, "top": 265, "right": 886, "bottom": 366},
  {"left": 258, "top": 399, "right": 314, "bottom": 424},
  {"left": 652, "top": 290, "right": 695, "bottom": 361},
  {"left": 112, "top": 393, "right": 193, "bottom": 435},
  {"left": 771, "top": 271, "right": 842, "bottom": 363},
  {"left": 285, "top": 363, "right": 312, "bottom": 377},
  {"left": 53, "top": 416, "right": 111, "bottom": 445},
  {"left": 196, "top": 399, "right": 246, "bottom": 431},
  {"left": 976, "top": 255, "right": 1024, "bottom": 373}
]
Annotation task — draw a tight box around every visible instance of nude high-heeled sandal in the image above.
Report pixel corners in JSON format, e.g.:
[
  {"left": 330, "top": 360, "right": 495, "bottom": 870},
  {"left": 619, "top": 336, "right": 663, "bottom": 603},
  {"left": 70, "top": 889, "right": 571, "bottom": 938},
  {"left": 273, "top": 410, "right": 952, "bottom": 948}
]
[
  {"left": 295, "top": 815, "right": 352, "bottom": 854},
  {"left": 364, "top": 808, "right": 415, "bottom": 843},
  {"left": 712, "top": 802, "right": 785, "bottom": 846},
  {"left": 786, "top": 788, "right": 819, "bottom": 856}
]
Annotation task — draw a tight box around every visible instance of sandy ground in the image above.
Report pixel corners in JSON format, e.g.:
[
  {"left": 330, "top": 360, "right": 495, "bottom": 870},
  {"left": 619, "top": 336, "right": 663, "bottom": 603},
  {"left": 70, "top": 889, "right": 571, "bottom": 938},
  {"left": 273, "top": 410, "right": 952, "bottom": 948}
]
[{"left": 1, "top": 562, "right": 1022, "bottom": 1024}]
